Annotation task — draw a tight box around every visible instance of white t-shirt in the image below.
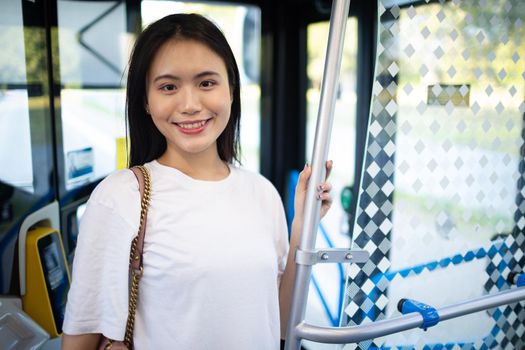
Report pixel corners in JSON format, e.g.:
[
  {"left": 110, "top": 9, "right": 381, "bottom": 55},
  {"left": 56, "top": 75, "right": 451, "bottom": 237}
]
[{"left": 63, "top": 160, "right": 289, "bottom": 349}]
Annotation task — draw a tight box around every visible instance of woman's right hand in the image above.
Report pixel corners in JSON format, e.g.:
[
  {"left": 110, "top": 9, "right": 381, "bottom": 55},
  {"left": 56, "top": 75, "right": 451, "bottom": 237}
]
[
  {"left": 62, "top": 333, "right": 101, "bottom": 350},
  {"left": 292, "top": 160, "right": 333, "bottom": 227}
]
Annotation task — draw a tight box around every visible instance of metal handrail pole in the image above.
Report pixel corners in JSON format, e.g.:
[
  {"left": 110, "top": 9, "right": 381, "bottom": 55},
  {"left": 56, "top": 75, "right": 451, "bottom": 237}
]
[
  {"left": 297, "top": 314, "right": 422, "bottom": 344},
  {"left": 284, "top": 0, "right": 351, "bottom": 349},
  {"left": 294, "top": 286, "right": 525, "bottom": 344},
  {"left": 438, "top": 286, "right": 525, "bottom": 320}
]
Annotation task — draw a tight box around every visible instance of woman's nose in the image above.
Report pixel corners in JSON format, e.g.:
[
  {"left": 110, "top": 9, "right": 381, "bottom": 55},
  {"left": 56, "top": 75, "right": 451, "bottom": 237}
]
[{"left": 179, "top": 87, "right": 202, "bottom": 115}]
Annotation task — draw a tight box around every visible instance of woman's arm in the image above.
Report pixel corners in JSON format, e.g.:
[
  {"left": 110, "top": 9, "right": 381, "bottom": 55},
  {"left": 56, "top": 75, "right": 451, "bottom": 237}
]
[
  {"left": 279, "top": 161, "right": 333, "bottom": 338},
  {"left": 278, "top": 218, "right": 302, "bottom": 339},
  {"left": 61, "top": 333, "right": 101, "bottom": 350}
]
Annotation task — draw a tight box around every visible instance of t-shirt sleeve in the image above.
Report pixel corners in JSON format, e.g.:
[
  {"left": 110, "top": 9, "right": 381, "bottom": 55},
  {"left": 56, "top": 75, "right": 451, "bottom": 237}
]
[
  {"left": 63, "top": 172, "right": 140, "bottom": 340},
  {"left": 273, "top": 189, "right": 289, "bottom": 287}
]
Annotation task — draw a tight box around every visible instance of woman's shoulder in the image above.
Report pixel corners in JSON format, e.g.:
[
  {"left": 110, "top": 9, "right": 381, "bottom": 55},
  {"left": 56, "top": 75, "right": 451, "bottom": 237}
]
[
  {"left": 88, "top": 168, "right": 140, "bottom": 211},
  {"left": 233, "top": 166, "right": 281, "bottom": 198},
  {"left": 234, "top": 166, "right": 271, "bottom": 185}
]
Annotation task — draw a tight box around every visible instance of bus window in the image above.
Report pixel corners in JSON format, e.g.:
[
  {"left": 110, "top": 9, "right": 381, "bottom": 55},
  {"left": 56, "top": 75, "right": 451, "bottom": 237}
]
[
  {"left": 0, "top": 0, "right": 55, "bottom": 293},
  {"left": 0, "top": 2, "right": 33, "bottom": 193},
  {"left": 141, "top": 1, "right": 262, "bottom": 173},
  {"left": 56, "top": 0, "right": 130, "bottom": 192}
]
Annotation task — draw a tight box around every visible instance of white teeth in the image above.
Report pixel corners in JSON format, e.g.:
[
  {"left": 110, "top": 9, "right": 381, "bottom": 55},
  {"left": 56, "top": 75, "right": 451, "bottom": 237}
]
[{"left": 178, "top": 120, "right": 207, "bottom": 129}]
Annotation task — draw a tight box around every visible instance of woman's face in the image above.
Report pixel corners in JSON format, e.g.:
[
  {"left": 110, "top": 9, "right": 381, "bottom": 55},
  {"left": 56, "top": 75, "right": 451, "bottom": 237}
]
[{"left": 146, "top": 38, "right": 232, "bottom": 160}]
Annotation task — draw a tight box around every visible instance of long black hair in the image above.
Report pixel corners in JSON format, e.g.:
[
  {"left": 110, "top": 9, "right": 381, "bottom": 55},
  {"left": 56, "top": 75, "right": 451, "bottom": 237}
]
[{"left": 126, "top": 13, "right": 241, "bottom": 167}]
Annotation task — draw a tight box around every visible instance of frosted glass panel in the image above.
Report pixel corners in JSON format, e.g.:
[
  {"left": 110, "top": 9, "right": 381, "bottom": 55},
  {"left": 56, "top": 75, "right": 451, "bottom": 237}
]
[{"left": 342, "top": 0, "right": 525, "bottom": 348}]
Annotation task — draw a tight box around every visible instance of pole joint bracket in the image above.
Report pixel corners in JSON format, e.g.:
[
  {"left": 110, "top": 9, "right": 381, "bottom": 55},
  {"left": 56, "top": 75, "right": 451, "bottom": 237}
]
[
  {"left": 295, "top": 248, "right": 369, "bottom": 266},
  {"left": 398, "top": 299, "right": 440, "bottom": 331}
]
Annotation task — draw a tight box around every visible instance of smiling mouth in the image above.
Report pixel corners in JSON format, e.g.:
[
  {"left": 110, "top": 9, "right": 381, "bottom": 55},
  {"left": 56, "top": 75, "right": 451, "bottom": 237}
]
[{"left": 174, "top": 119, "right": 210, "bottom": 130}]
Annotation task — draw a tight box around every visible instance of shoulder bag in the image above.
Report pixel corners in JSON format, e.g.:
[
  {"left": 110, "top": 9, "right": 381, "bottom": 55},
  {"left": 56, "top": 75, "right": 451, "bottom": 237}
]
[{"left": 97, "top": 165, "right": 152, "bottom": 350}]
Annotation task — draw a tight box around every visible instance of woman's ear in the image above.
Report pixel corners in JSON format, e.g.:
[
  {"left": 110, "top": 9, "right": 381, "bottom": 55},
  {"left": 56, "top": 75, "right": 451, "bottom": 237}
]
[{"left": 144, "top": 97, "right": 150, "bottom": 114}]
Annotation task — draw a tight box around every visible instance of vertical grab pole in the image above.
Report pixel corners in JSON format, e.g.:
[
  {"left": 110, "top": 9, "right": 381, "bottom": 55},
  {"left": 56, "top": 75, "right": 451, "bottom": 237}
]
[{"left": 285, "top": 0, "right": 351, "bottom": 349}]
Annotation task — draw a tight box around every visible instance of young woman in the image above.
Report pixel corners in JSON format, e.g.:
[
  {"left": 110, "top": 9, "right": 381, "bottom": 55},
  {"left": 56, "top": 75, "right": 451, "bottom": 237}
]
[{"left": 62, "top": 13, "right": 332, "bottom": 350}]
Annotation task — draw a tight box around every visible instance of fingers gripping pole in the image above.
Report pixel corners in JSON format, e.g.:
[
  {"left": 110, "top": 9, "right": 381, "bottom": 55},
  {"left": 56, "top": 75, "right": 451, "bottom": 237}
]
[{"left": 285, "top": 1, "right": 351, "bottom": 349}]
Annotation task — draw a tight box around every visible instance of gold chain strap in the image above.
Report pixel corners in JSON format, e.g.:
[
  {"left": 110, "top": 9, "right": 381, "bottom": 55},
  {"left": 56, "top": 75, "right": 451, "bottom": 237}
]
[{"left": 123, "top": 165, "right": 151, "bottom": 348}]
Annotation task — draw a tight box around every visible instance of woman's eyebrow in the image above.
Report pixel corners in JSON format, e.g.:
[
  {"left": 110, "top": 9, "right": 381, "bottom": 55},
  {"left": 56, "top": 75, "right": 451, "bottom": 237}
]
[
  {"left": 153, "top": 74, "right": 179, "bottom": 83},
  {"left": 194, "top": 71, "right": 220, "bottom": 79},
  {"left": 153, "top": 71, "right": 220, "bottom": 83}
]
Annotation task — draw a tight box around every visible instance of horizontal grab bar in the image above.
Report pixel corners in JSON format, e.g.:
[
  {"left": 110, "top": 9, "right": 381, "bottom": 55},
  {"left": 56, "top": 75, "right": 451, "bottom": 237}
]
[{"left": 295, "top": 286, "right": 525, "bottom": 344}]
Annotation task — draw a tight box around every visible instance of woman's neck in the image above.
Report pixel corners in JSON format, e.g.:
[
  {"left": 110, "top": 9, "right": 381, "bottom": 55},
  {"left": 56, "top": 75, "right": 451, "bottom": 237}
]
[{"left": 157, "top": 149, "right": 230, "bottom": 181}]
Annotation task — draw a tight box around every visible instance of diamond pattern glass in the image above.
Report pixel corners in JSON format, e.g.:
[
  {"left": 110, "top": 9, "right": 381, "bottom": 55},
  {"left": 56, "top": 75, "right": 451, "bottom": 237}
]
[{"left": 341, "top": 0, "right": 525, "bottom": 348}]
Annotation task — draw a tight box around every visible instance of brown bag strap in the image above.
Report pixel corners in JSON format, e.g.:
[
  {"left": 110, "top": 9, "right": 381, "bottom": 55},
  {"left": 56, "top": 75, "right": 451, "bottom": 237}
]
[
  {"left": 129, "top": 166, "right": 151, "bottom": 270},
  {"left": 124, "top": 165, "right": 152, "bottom": 347}
]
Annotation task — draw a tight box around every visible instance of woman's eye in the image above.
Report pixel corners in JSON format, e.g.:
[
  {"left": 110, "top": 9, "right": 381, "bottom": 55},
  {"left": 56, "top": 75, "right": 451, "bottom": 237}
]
[
  {"left": 200, "top": 80, "right": 215, "bottom": 88},
  {"left": 160, "top": 84, "right": 176, "bottom": 92}
]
